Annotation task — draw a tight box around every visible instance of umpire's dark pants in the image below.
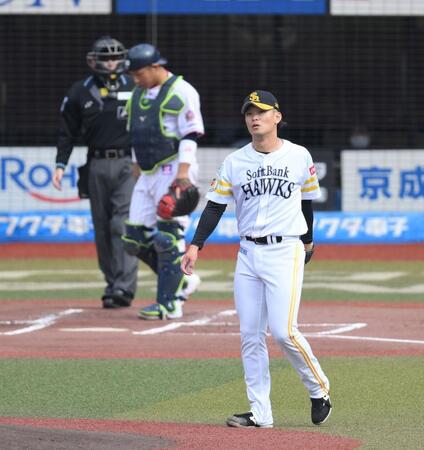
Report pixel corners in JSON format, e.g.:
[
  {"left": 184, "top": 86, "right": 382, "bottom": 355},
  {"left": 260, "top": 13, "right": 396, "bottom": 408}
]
[{"left": 88, "top": 156, "right": 138, "bottom": 297}]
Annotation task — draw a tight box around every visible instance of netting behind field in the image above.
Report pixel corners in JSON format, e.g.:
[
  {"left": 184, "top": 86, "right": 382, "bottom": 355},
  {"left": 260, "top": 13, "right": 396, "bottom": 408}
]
[{"left": 1, "top": 13, "right": 424, "bottom": 150}]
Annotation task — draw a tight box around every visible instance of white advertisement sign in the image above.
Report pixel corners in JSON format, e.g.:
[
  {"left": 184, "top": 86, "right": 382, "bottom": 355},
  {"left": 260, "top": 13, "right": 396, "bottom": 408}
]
[
  {"left": 331, "top": 0, "right": 424, "bottom": 16},
  {"left": 0, "top": 0, "right": 111, "bottom": 14},
  {"left": 0, "top": 147, "right": 89, "bottom": 212},
  {"left": 341, "top": 150, "right": 424, "bottom": 211}
]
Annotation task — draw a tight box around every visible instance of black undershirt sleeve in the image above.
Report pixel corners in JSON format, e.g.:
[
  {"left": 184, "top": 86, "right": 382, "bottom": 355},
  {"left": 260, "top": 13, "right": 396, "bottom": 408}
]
[
  {"left": 182, "top": 132, "right": 200, "bottom": 142},
  {"left": 300, "top": 200, "right": 314, "bottom": 244},
  {"left": 191, "top": 200, "right": 227, "bottom": 249}
]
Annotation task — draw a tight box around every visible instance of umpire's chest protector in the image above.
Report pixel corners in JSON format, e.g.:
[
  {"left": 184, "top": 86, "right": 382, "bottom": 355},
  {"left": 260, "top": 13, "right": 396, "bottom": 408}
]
[{"left": 130, "top": 75, "right": 183, "bottom": 172}]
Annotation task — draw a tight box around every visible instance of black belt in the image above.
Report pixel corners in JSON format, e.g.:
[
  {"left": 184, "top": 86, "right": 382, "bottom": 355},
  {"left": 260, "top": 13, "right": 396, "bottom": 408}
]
[
  {"left": 244, "top": 236, "right": 283, "bottom": 245},
  {"left": 92, "top": 148, "right": 130, "bottom": 159}
]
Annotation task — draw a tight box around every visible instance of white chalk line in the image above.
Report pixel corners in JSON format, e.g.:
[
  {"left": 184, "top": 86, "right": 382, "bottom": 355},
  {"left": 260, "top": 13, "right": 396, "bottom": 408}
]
[
  {"left": 0, "top": 309, "right": 83, "bottom": 335},
  {"left": 173, "top": 333, "right": 424, "bottom": 345},
  {"left": 60, "top": 327, "right": 129, "bottom": 333},
  {"left": 132, "top": 310, "right": 235, "bottom": 335},
  {"left": 2, "top": 308, "right": 422, "bottom": 346},
  {"left": 305, "top": 334, "right": 424, "bottom": 345},
  {"left": 132, "top": 310, "right": 423, "bottom": 346}
]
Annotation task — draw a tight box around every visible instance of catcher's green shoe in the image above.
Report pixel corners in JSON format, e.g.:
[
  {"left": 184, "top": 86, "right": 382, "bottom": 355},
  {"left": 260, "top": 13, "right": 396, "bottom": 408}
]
[{"left": 138, "top": 301, "right": 183, "bottom": 320}]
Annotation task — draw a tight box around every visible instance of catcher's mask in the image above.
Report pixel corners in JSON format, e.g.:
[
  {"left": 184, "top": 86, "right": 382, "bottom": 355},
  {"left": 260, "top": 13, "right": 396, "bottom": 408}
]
[{"left": 86, "top": 36, "right": 128, "bottom": 91}]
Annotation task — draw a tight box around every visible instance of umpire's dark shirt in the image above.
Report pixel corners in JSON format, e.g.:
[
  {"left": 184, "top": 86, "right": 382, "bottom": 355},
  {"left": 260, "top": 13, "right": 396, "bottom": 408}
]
[{"left": 56, "top": 74, "right": 134, "bottom": 166}]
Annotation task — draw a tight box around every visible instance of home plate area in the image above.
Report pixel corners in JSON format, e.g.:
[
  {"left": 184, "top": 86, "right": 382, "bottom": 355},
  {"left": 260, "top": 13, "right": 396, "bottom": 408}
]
[
  {"left": 0, "top": 302, "right": 363, "bottom": 338},
  {"left": 0, "top": 299, "right": 423, "bottom": 359},
  {"left": 131, "top": 310, "right": 366, "bottom": 338}
]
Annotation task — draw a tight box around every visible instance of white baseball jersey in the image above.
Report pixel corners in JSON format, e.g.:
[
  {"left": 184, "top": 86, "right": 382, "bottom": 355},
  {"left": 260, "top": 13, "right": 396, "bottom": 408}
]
[
  {"left": 206, "top": 140, "right": 321, "bottom": 238},
  {"left": 141, "top": 72, "right": 204, "bottom": 137},
  {"left": 206, "top": 139, "right": 329, "bottom": 426},
  {"left": 128, "top": 73, "right": 204, "bottom": 228}
]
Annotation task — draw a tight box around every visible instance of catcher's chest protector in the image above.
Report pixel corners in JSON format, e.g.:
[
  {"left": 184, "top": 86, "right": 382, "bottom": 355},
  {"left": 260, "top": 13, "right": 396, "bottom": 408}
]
[{"left": 130, "top": 75, "right": 182, "bottom": 171}]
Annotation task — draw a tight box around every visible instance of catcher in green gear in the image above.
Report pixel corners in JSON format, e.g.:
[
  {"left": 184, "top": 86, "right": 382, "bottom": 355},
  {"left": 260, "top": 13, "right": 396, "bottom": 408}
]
[{"left": 122, "top": 42, "right": 204, "bottom": 320}]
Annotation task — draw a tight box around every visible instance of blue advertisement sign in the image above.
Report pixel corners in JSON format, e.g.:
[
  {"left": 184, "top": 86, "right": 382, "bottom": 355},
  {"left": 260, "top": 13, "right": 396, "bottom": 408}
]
[
  {"left": 312, "top": 211, "right": 424, "bottom": 244},
  {"left": 186, "top": 211, "right": 424, "bottom": 244},
  {"left": 0, "top": 147, "right": 88, "bottom": 212},
  {"left": 341, "top": 150, "right": 424, "bottom": 212},
  {"left": 0, "top": 0, "right": 111, "bottom": 14},
  {"left": 0, "top": 211, "right": 93, "bottom": 243},
  {"left": 116, "top": 0, "right": 327, "bottom": 15},
  {"left": 1, "top": 211, "right": 423, "bottom": 243}
]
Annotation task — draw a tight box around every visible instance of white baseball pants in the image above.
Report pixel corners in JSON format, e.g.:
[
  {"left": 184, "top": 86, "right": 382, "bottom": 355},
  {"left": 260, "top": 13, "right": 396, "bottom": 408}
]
[
  {"left": 129, "top": 158, "right": 198, "bottom": 228},
  {"left": 234, "top": 237, "right": 330, "bottom": 426}
]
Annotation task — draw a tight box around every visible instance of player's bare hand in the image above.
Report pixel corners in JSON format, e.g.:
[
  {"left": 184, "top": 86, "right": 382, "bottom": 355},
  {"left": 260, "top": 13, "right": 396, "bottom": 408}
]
[
  {"left": 181, "top": 245, "right": 199, "bottom": 275},
  {"left": 52, "top": 168, "right": 64, "bottom": 190},
  {"left": 132, "top": 163, "right": 141, "bottom": 179}
]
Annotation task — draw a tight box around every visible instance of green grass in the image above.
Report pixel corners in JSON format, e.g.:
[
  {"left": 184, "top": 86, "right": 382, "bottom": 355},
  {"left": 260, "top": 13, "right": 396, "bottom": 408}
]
[
  {"left": 0, "top": 258, "right": 422, "bottom": 303},
  {"left": 0, "top": 357, "right": 423, "bottom": 449},
  {"left": 303, "top": 261, "right": 424, "bottom": 302},
  {"left": 0, "top": 256, "right": 423, "bottom": 448}
]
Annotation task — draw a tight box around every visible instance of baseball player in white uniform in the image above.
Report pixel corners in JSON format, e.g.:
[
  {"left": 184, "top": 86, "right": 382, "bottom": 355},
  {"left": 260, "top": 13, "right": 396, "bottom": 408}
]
[
  {"left": 181, "top": 90, "right": 332, "bottom": 427},
  {"left": 122, "top": 43, "right": 204, "bottom": 320}
]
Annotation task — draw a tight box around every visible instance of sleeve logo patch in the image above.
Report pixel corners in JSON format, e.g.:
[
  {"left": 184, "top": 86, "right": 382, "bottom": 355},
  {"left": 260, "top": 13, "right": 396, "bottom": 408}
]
[
  {"left": 208, "top": 178, "right": 218, "bottom": 192},
  {"left": 185, "top": 110, "right": 195, "bottom": 121},
  {"left": 309, "top": 165, "right": 316, "bottom": 176}
]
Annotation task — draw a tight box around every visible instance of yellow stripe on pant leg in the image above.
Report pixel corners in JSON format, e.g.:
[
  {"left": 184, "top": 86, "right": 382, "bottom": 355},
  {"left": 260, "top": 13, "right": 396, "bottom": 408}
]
[{"left": 288, "top": 241, "right": 329, "bottom": 394}]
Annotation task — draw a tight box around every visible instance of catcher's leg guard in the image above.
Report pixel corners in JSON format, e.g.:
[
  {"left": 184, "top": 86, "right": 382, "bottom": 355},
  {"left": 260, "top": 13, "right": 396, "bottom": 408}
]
[
  {"left": 122, "top": 222, "right": 158, "bottom": 273},
  {"left": 153, "top": 220, "right": 186, "bottom": 310}
]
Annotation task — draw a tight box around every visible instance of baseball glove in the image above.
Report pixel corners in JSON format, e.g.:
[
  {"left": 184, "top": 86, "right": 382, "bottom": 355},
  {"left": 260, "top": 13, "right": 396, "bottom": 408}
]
[
  {"left": 305, "top": 244, "right": 315, "bottom": 264},
  {"left": 157, "top": 178, "right": 200, "bottom": 220}
]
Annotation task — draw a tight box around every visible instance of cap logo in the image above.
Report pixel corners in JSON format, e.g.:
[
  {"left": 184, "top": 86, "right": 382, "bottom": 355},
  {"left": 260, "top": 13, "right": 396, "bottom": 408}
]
[{"left": 249, "top": 92, "right": 260, "bottom": 102}]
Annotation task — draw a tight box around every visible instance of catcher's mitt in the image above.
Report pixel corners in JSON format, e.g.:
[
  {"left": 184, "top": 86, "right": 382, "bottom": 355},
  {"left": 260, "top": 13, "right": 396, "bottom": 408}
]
[{"left": 157, "top": 178, "right": 200, "bottom": 220}]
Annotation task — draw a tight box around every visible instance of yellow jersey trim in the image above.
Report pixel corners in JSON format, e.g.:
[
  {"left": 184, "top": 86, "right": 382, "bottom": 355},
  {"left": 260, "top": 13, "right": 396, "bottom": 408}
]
[
  {"left": 301, "top": 185, "right": 319, "bottom": 193},
  {"left": 218, "top": 179, "right": 232, "bottom": 187},
  {"left": 215, "top": 188, "right": 232, "bottom": 196},
  {"left": 304, "top": 175, "right": 317, "bottom": 185}
]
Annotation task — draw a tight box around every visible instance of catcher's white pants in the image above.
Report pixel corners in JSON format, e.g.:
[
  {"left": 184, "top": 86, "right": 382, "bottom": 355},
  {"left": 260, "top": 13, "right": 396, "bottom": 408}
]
[
  {"left": 234, "top": 238, "right": 330, "bottom": 426},
  {"left": 129, "top": 158, "right": 198, "bottom": 229}
]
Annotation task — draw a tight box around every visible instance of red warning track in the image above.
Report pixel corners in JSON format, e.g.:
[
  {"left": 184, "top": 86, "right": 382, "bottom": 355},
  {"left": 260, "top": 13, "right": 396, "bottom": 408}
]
[{"left": 1, "top": 242, "right": 423, "bottom": 260}]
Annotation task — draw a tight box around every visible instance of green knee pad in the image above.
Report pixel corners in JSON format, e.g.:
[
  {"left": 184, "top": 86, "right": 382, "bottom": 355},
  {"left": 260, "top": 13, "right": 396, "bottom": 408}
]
[{"left": 122, "top": 222, "right": 158, "bottom": 273}]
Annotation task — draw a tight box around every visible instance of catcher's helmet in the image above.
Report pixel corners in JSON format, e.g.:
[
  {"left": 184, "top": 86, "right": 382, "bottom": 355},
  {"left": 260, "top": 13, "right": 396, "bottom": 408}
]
[
  {"left": 86, "top": 36, "right": 127, "bottom": 90},
  {"left": 127, "top": 43, "right": 167, "bottom": 71}
]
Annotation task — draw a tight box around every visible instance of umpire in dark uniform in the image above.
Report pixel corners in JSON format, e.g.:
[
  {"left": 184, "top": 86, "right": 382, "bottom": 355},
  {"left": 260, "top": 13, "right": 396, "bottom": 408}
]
[{"left": 52, "top": 36, "right": 138, "bottom": 309}]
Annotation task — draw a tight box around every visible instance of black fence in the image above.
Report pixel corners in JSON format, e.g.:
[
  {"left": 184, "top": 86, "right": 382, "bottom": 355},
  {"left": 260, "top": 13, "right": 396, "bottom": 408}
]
[{"left": 1, "top": 14, "right": 424, "bottom": 150}]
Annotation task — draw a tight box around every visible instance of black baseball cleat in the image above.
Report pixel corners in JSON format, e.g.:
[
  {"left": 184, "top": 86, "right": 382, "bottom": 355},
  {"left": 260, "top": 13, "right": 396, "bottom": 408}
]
[
  {"left": 110, "top": 289, "right": 133, "bottom": 307},
  {"left": 102, "top": 296, "right": 120, "bottom": 309},
  {"left": 226, "top": 412, "right": 273, "bottom": 428},
  {"left": 311, "top": 395, "right": 332, "bottom": 425},
  {"left": 101, "top": 289, "right": 133, "bottom": 309}
]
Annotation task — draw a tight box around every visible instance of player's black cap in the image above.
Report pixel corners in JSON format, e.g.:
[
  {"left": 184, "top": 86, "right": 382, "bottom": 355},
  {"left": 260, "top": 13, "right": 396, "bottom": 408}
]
[{"left": 241, "top": 90, "right": 280, "bottom": 114}]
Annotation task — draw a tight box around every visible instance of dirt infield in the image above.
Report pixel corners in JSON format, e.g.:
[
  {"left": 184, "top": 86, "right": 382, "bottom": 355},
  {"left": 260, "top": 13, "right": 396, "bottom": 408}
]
[
  {"left": 2, "top": 242, "right": 424, "bottom": 260},
  {"left": 0, "top": 299, "right": 422, "bottom": 448},
  {"left": 0, "top": 418, "right": 362, "bottom": 450},
  {"left": 0, "top": 299, "right": 422, "bottom": 359}
]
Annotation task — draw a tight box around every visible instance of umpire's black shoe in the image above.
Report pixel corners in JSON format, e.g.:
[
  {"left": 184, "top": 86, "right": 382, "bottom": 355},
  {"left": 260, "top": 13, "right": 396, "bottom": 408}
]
[
  {"left": 102, "top": 296, "right": 120, "bottom": 309},
  {"left": 226, "top": 412, "right": 273, "bottom": 428},
  {"left": 311, "top": 395, "right": 332, "bottom": 425},
  {"left": 110, "top": 289, "right": 133, "bottom": 307}
]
